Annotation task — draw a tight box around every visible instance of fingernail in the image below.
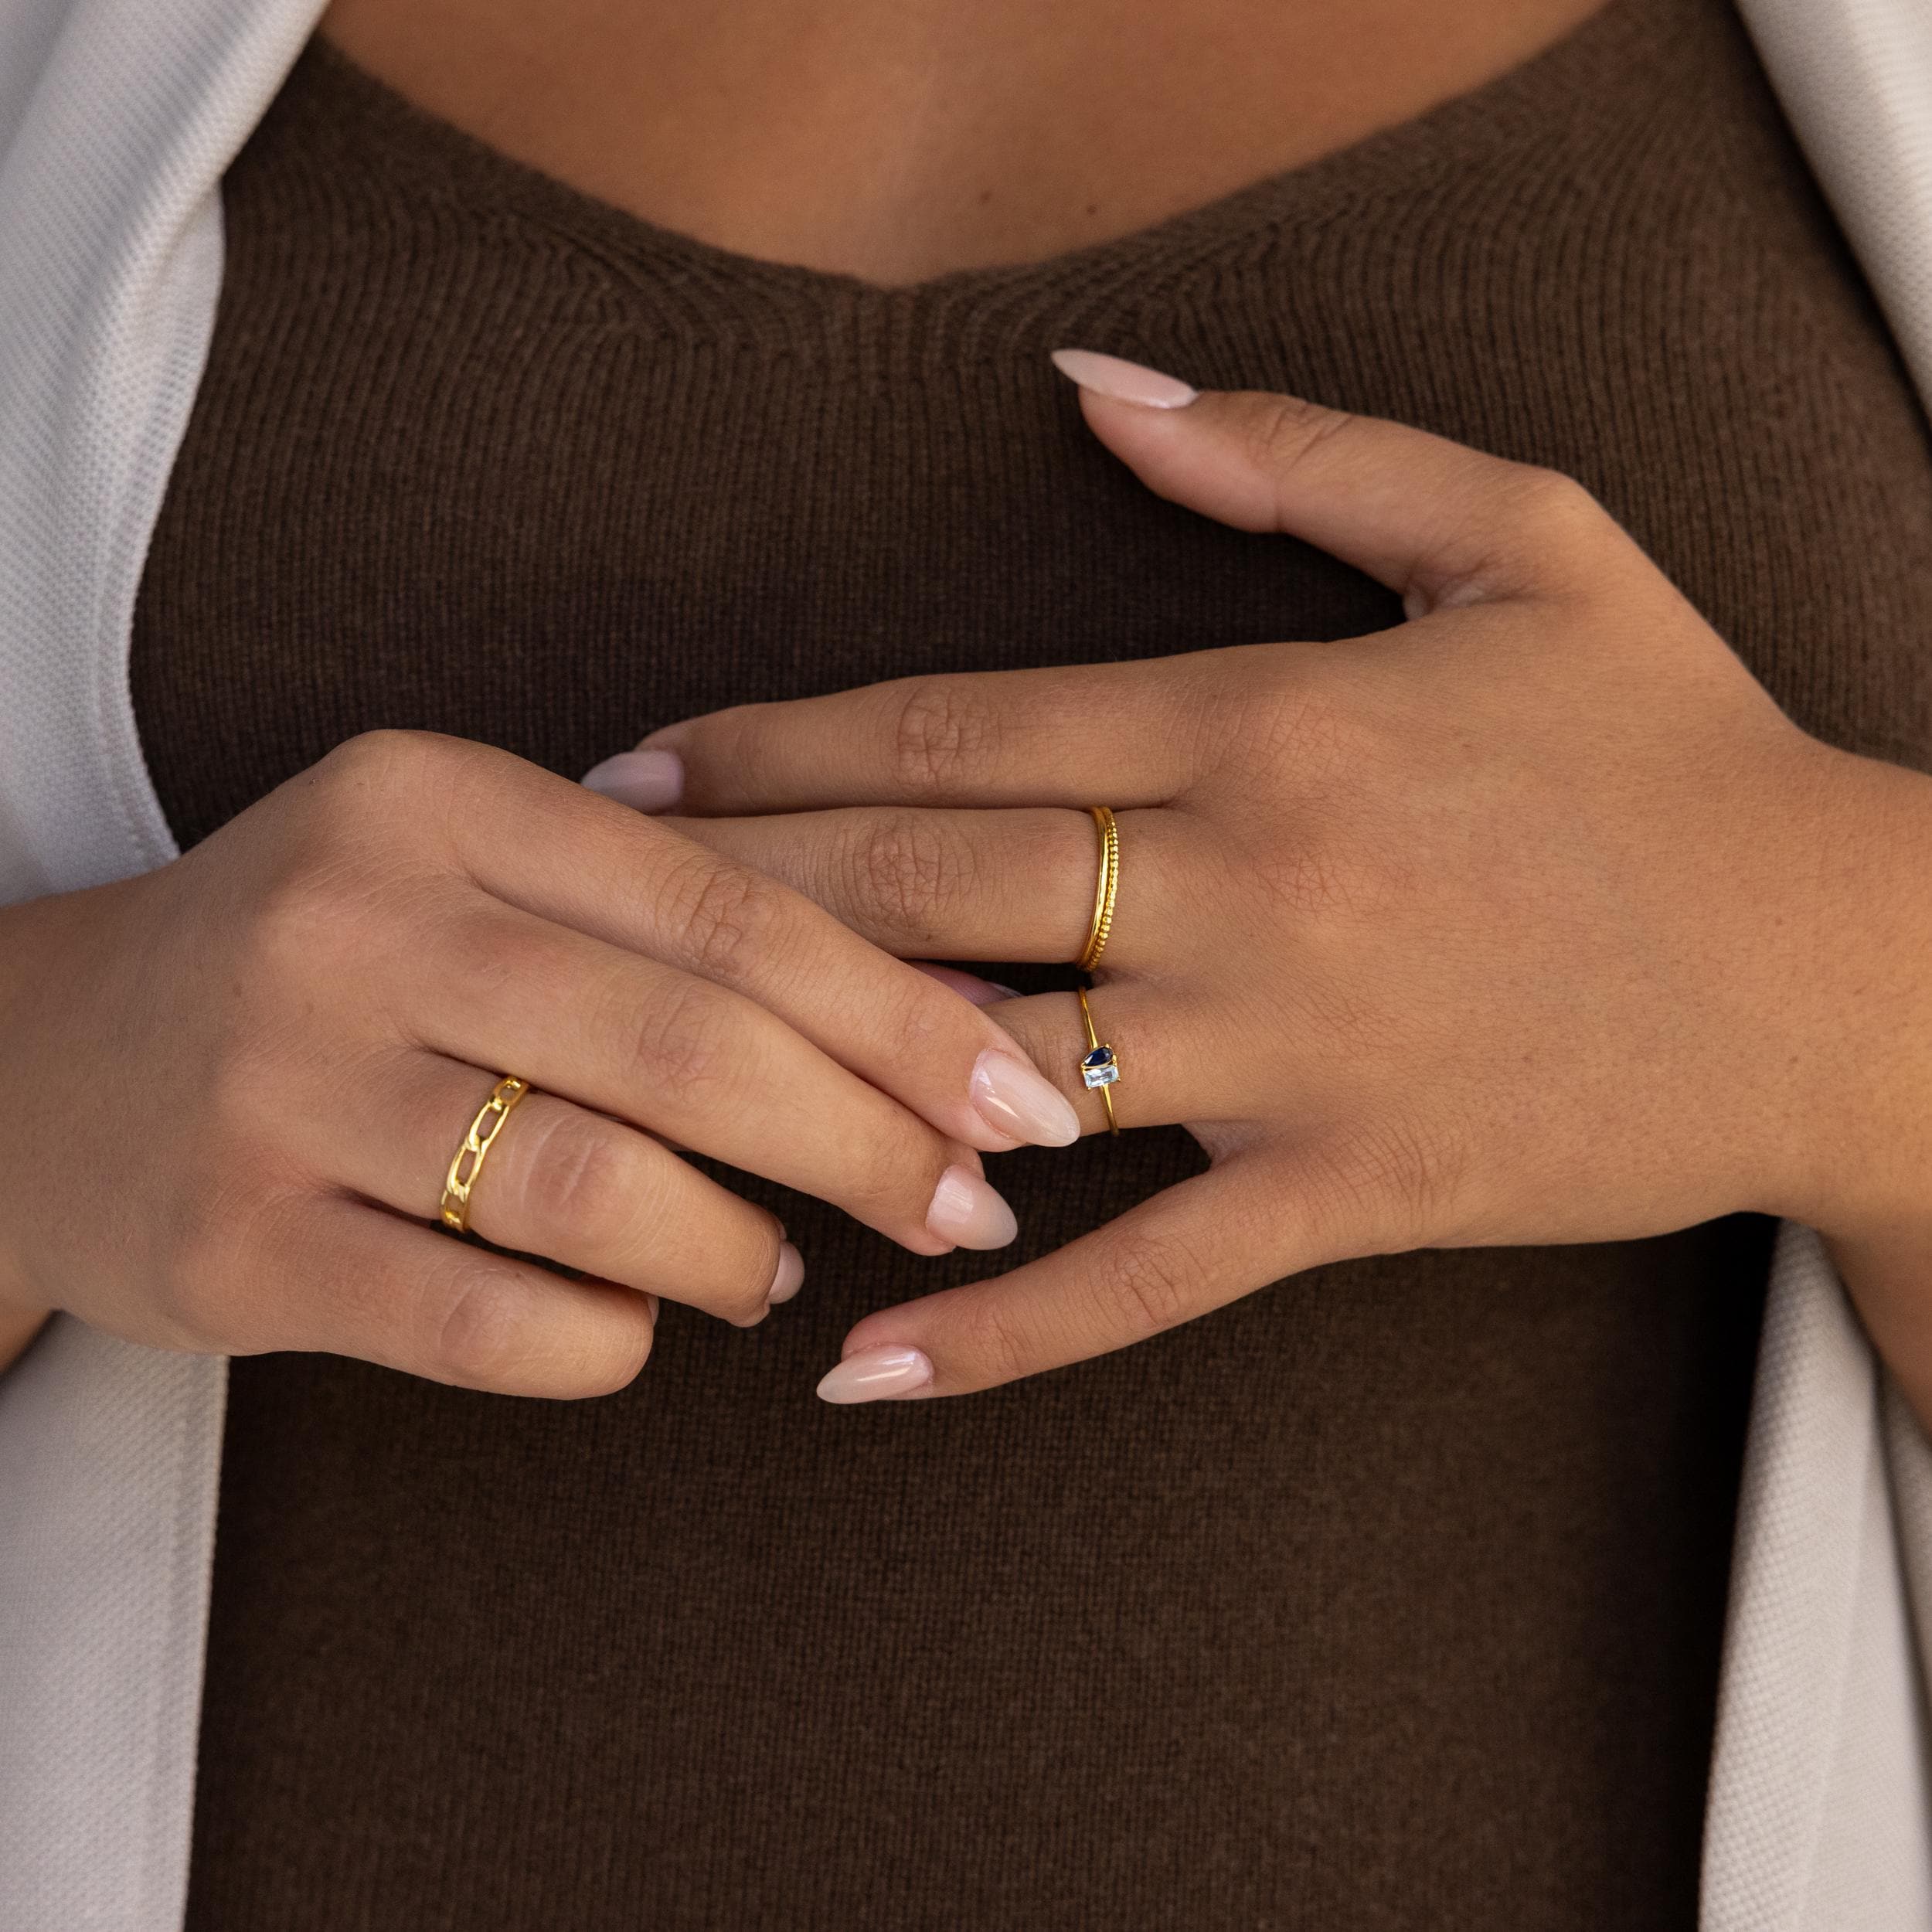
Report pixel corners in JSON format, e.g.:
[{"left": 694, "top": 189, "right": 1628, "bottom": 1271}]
[
  {"left": 766, "top": 1241, "right": 804, "bottom": 1305},
  {"left": 970, "top": 1048, "right": 1080, "bottom": 1147},
  {"left": 580, "top": 748, "right": 684, "bottom": 811},
  {"left": 816, "top": 1344, "right": 934, "bottom": 1404},
  {"left": 909, "top": 962, "right": 1024, "bottom": 1006},
  {"left": 925, "top": 1165, "right": 1019, "bottom": 1250},
  {"left": 645, "top": 1294, "right": 662, "bottom": 1323},
  {"left": 1049, "top": 348, "right": 1198, "bottom": 409}
]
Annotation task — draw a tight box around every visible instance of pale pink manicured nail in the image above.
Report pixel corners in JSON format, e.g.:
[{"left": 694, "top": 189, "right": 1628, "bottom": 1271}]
[
  {"left": 908, "top": 962, "right": 1023, "bottom": 1006},
  {"left": 925, "top": 1165, "right": 1019, "bottom": 1250},
  {"left": 816, "top": 1345, "right": 934, "bottom": 1404},
  {"left": 1049, "top": 348, "right": 1198, "bottom": 408},
  {"left": 970, "top": 1048, "right": 1080, "bottom": 1147},
  {"left": 766, "top": 1241, "right": 804, "bottom": 1304},
  {"left": 580, "top": 748, "right": 685, "bottom": 811}
]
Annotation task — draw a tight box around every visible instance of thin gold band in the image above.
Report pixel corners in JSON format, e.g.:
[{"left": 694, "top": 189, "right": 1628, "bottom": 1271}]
[
  {"left": 1077, "top": 805, "right": 1120, "bottom": 972},
  {"left": 1077, "top": 985, "right": 1119, "bottom": 1135},
  {"left": 439, "top": 1075, "right": 532, "bottom": 1233}
]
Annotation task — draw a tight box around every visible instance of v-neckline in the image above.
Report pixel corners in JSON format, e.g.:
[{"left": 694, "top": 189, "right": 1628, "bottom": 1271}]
[{"left": 294, "top": 0, "right": 1654, "bottom": 317}]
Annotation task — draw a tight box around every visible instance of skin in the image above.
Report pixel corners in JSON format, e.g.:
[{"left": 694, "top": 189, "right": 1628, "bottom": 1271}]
[
  {"left": 642, "top": 369, "right": 1932, "bottom": 1420},
  {"left": 0, "top": 736, "right": 1080, "bottom": 1389},
  {"left": 312, "top": 0, "right": 1613, "bottom": 288},
  {"left": 9, "top": 0, "right": 1927, "bottom": 1413}
]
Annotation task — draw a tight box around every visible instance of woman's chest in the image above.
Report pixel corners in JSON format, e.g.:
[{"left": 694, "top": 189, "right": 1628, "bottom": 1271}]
[{"left": 310, "top": 0, "right": 1612, "bottom": 288}]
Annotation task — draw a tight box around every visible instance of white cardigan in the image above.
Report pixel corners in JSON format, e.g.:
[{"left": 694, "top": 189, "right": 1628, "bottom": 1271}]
[{"left": 2, "top": 2, "right": 1930, "bottom": 1924}]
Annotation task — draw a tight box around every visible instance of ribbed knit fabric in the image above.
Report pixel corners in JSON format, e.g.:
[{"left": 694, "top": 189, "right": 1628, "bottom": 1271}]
[{"left": 125, "top": 0, "right": 1932, "bottom": 1923}]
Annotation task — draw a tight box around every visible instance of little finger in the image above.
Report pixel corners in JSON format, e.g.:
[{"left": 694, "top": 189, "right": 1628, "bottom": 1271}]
[{"left": 253, "top": 1192, "right": 660, "bottom": 1399}]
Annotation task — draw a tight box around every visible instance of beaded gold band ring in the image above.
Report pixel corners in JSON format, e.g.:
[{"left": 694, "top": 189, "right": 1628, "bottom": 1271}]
[
  {"left": 1077, "top": 805, "right": 1120, "bottom": 972},
  {"left": 1076, "top": 985, "right": 1120, "bottom": 1135},
  {"left": 439, "top": 1074, "right": 532, "bottom": 1233}
]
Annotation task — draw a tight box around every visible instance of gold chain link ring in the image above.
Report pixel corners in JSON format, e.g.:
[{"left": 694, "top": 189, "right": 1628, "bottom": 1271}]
[{"left": 439, "top": 1075, "right": 532, "bottom": 1233}]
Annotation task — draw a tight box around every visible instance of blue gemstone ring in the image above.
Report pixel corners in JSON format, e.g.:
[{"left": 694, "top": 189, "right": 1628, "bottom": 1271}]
[{"left": 1076, "top": 984, "right": 1120, "bottom": 1135}]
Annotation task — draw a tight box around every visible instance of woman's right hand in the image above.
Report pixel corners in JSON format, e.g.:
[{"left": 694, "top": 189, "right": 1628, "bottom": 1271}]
[{"left": 0, "top": 730, "right": 1079, "bottom": 1394}]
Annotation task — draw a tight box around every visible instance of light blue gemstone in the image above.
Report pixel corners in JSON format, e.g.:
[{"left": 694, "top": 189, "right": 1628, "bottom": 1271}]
[{"left": 1080, "top": 1046, "right": 1119, "bottom": 1090}]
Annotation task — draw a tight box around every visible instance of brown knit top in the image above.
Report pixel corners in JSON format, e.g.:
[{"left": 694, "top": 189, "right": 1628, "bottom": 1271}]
[{"left": 131, "top": 0, "right": 1932, "bottom": 1923}]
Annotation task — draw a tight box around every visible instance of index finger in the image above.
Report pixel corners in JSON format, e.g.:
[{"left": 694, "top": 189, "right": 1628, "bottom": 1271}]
[
  {"left": 624, "top": 651, "right": 1230, "bottom": 815},
  {"left": 813, "top": 1158, "right": 1311, "bottom": 1400}
]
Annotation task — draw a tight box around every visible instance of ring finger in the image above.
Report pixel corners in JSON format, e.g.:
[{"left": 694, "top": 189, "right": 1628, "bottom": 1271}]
[{"left": 668, "top": 805, "right": 1202, "bottom": 971}]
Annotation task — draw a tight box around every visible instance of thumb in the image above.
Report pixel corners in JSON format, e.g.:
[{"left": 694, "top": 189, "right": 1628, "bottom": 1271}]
[{"left": 1047, "top": 349, "right": 1614, "bottom": 615}]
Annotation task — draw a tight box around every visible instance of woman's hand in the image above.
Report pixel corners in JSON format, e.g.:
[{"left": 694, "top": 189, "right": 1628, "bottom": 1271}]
[
  {"left": 624, "top": 357, "right": 1932, "bottom": 1404},
  {"left": 0, "top": 730, "right": 1080, "bottom": 1392}
]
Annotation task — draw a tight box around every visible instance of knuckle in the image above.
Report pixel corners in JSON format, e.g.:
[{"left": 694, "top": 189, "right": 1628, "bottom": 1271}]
[
  {"left": 245, "top": 868, "right": 356, "bottom": 994},
  {"left": 621, "top": 977, "right": 740, "bottom": 1111},
  {"left": 1224, "top": 680, "right": 1357, "bottom": 792},
  {"left": 1248, "top": 835, "right": 1369, "bottom": 923},
  {"left": 572, "top": 1329, "right": 655, "bottom": 1397},
  {"left": 309, "top": 727, "right": 444, "bottom": 808},
  {"left": 886, "top": 679, "right": 999, "bottom": 798},
  {"left": 518, "top": 1110, "right": 631, "bottom": 1245},
  {"left": 1107, "top": 1227, "right": 1209, "bottom": 1340},
  {"left": 1243, "top": 392, "right": 1357, "bottom": 483},
  {"left": 663, "top": 853, "right": 785, "bottom": 985},
  {"left": 951, "top": 1291, "right": 1032, "bottom": 1390},
  {"left": 1507, "top": 465, "right": 1603, "bottom": 546},
  {"left": 1246, "top": 804, "right": 1411, "bottom": 927},
  {"left": 553, "top": 1308, "right": 657, "bottom": 1397},
  {"left": 828, "top": 1140, "right": 912, "bottom": 1226},
  {"left": 1305, "top": 1111, "right": 1469, "bottom": 1250},
  {"left": 430, "top": 1264, "right": 532, "bottom": 1389},
  {"left": 723, "top": 1238, "right": 784, "bottom": 1326},
  {"left": 847, "top": 811, "right": 973, "bottom": 940},
  {"left": 304, "top": 729, "right": 491, "bottom": 869}
]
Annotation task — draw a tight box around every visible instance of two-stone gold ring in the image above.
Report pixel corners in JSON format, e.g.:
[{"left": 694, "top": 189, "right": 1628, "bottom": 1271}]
[{"left": 1076, "top": 805, "right": 1123, "bottom": 1135}]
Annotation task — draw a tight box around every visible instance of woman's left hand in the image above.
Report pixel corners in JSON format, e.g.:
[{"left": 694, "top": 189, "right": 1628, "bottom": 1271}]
[{"left": 598, "top": 358, "right": 1932, "bottom": 1400}]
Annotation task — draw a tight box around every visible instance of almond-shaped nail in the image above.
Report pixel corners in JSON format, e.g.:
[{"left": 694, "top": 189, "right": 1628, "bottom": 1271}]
[
  {"left": 816, "top": 1345, "right": 934, "bottom": 1404},
  {"left": 580, "top": 748, "right": 684, "bottom": 811},
  {"left": 970, "top": 1048, "right": 1080, "bottom": 1147},
  {"left": 1049, "top": 348, "right": 1198, "bottom": 409},
  {"left": 925, "top": 1165, "right": 1019, "bottom": 1250},
  {"left": 766, "top": 1241, "right": 804, "bottom": 1304}
]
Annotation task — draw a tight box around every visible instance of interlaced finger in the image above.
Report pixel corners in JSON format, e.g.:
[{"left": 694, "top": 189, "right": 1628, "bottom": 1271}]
[
  {"left": 402, "top": 901, "right": 1019, "bottom": 1257},
  {"left": 442, "top": 747, "right": 1078, "bottom": 1156}
]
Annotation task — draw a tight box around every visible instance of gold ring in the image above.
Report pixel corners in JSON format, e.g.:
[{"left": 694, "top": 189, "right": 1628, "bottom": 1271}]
[
  {"left": 1077, "top": 805, "right": 1120, "bottom": 972},
  {"left": 439, "top": 1075, "right": 532, "bottom": 1233},
  {"left": 1076, "top": 985, "right": 1120, "bottom": 1134}
]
